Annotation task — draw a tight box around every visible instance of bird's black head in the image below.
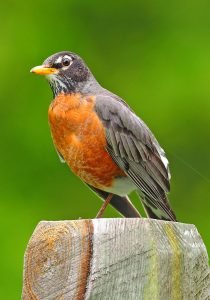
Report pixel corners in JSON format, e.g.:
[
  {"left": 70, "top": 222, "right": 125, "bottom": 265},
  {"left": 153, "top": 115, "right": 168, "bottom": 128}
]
[{"left": 31, "top": 51, "right": 91, "bottom": 96}]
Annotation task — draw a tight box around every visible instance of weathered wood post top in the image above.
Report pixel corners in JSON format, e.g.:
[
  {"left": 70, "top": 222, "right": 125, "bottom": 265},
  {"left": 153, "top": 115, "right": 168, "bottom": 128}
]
[{"left": 22, "top": 219, "right": 210, "bottom": 300}]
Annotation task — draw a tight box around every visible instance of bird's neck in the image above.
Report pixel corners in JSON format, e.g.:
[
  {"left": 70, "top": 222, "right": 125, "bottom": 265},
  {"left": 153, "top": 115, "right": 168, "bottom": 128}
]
[
  {"left": 47, "top": 73, "right": 101, "bottom": 98},
  {"left": 48, "top": 76, "right": 77, "bottom": 97}
]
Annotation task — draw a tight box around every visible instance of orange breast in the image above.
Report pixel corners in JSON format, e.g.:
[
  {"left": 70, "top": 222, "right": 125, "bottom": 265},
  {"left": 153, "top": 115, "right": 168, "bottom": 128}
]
[{"left": 48, "top": 93, "right": 124, "bottom": 189}]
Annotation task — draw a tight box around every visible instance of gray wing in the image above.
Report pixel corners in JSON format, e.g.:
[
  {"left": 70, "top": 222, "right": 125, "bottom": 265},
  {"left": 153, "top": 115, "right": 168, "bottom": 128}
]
[{"left": 95, "top": 93, "right": 176, "bottom": 221}]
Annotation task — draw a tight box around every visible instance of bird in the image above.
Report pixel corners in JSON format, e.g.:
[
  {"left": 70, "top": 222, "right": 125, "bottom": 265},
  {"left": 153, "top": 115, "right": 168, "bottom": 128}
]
[{"left": 31, "top": 51, "right": 177, "bottom": 221}]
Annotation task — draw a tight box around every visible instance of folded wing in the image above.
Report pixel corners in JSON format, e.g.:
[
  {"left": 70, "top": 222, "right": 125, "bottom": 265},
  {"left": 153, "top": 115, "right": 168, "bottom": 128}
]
[{"left": 95, "top": 93, "right": 176, "bottom": 221}]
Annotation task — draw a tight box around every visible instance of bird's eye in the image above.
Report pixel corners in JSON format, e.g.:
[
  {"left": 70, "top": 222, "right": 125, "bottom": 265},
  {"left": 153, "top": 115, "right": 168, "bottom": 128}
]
[{"left": 62, "top": 57, "right": 71, "bottom": 67}]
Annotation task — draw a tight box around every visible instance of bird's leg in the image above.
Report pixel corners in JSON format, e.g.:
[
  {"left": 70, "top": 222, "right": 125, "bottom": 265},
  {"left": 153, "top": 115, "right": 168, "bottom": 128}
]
[{"left": 95, "top": 193, "right": 113, "bottom": 218}]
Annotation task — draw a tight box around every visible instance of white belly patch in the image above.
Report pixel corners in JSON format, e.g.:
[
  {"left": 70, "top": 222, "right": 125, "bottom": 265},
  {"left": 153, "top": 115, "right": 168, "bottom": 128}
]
[{"left": 102, "top": 176, "right": 136, "bottom": 196}]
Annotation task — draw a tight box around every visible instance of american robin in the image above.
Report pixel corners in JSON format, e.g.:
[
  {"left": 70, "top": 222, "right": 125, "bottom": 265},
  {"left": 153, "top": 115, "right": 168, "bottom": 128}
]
[{"left": 31, "top": 51, "right": 177, "bottom": 221}]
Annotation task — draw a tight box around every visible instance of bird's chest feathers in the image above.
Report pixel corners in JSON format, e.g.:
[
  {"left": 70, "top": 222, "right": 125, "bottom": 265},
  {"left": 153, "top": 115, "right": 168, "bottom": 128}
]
[
  {"left": 49, "top": 93, "right": 96, "bottom": 133},
  {"left": 48, "top": 93, "right": 102, "bottom": 155},
  {"left": 48, "top": 93, "right": 123, "bottom": 187}
]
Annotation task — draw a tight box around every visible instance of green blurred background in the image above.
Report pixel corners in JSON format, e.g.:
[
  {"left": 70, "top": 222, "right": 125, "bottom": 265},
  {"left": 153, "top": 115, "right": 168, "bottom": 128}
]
[{"left": 1, "top": 0, "right": 210, "bottom": 298}]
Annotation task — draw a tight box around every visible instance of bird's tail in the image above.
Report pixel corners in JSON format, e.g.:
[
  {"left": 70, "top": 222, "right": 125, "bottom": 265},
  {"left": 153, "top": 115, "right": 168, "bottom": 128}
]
[
  {"left": 110, "top": 194, "right": 141, "bottom": 218},
  {"left": 137, "top": 190, "right": 177, "bottom": 221}
]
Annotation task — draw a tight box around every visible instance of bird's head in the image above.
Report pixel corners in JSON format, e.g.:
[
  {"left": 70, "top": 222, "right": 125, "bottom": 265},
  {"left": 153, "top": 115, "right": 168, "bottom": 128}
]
[{"left": 31, "top": 51, "right": 91, "bottom": 96}]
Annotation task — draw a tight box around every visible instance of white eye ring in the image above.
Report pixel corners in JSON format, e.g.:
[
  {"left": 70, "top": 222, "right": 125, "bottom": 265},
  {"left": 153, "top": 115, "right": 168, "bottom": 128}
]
[{"left": 62, "top": 55, "right": 72, "bottom": 67}]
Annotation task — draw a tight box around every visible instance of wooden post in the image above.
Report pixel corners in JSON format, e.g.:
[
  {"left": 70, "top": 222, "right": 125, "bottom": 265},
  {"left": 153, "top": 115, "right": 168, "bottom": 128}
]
[{"left": 22, "top": 219, "right": 210, "bottom": 300}]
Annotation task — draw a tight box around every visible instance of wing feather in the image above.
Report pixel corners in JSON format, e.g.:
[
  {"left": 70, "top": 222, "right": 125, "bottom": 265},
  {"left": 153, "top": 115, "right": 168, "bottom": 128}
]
[{"left": 95, "top": 93, "right": 176, "bottom": 221}]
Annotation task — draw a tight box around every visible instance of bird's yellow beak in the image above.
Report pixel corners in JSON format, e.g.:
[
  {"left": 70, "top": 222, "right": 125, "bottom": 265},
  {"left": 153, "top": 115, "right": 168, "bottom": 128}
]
[{"left": 30, "top": 65, "right": 58, "bottom": 75}]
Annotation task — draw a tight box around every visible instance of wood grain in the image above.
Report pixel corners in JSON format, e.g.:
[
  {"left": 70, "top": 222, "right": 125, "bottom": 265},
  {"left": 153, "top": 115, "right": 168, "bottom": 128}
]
[
  {"left": 22, "top": 220, "right": 93, "bottom": 300},
  {"left": 22, "top": 219, "right": 210, "bottom": 300}
]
